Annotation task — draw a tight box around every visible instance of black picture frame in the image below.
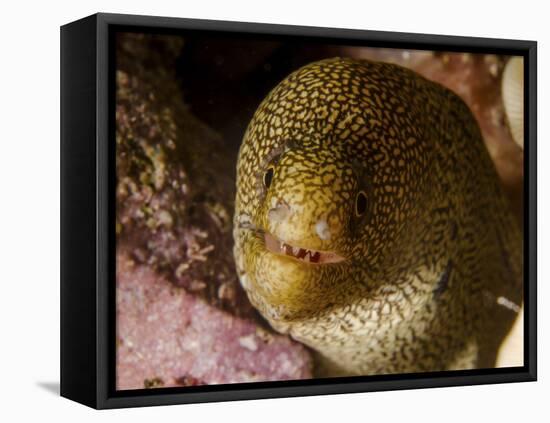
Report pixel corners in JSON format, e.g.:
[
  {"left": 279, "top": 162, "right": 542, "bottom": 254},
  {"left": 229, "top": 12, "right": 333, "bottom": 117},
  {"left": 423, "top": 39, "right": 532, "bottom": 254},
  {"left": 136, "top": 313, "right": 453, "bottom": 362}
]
[{"left": 60, "top": 12, "right": 537, "bottom": 409}]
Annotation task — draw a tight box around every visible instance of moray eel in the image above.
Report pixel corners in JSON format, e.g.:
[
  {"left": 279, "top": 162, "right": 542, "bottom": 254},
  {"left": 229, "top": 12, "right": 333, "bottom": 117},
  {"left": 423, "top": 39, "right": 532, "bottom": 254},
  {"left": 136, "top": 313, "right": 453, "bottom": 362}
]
[{"left": 233, "top": 57, "right": 523, "bottom": 376}]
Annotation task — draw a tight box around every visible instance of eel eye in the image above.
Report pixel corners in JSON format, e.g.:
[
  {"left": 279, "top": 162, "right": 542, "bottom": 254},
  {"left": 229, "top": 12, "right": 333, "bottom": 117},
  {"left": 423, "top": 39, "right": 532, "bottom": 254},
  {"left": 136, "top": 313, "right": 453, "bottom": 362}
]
[
  {"left": 355, "top": 191, "right": 368, "bottom": 216},
  {"left": 264, "top": 167, "right": 274, "bottom": 189}
]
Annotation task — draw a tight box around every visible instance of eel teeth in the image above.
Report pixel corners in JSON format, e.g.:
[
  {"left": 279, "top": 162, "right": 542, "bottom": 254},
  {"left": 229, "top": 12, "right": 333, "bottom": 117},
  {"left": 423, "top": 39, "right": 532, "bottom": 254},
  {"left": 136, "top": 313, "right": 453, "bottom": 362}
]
[{"left": 265, "top": 233, "right": 344, "bottom": 264}]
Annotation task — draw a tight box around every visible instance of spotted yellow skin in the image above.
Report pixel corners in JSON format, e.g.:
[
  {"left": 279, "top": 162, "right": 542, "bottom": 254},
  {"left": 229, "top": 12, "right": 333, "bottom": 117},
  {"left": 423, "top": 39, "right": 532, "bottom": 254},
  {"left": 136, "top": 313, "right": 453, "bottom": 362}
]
[{"left": 233, "top": 58, "right": 523, "bottom": 376}]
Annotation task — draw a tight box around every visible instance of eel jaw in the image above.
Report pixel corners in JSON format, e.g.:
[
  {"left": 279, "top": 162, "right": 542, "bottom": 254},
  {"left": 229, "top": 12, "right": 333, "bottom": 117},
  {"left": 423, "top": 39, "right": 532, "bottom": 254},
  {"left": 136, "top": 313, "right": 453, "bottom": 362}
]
[{"left": 264, "top": 232, "right": 346, "bottom": 264}]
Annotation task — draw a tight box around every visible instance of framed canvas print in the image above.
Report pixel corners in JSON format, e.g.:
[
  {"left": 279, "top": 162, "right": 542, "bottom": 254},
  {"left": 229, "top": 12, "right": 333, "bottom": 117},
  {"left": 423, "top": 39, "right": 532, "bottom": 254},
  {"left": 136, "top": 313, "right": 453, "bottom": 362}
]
[{"left": 60, "top": 13, "right": 537, "bottom": 409}]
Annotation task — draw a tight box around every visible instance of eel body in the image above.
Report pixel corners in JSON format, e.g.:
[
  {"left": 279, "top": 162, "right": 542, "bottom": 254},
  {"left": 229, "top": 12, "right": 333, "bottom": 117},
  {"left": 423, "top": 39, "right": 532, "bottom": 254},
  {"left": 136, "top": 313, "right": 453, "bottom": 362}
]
[{"left": 233, "top": 57, "right": 523, "bottom": 376}]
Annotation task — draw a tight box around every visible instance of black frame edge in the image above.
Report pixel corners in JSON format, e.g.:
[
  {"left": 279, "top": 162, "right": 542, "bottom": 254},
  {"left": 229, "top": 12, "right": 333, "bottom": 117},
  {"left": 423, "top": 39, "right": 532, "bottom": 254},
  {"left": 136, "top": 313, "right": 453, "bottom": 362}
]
[
  {"left": 95, "top": 12, "right": 536, "bottom": 49},
  {"left": 526, "top": 42, "right": 537, "bottom": 381},
  {"left": 60, "top": 14, "right": 99, "bottom": 409},
  {"left": 100, "top": 369, "right": 535, "bottom": 409},
  {"left": 97, "top": 12, "right": 111, "bottom": 410}
]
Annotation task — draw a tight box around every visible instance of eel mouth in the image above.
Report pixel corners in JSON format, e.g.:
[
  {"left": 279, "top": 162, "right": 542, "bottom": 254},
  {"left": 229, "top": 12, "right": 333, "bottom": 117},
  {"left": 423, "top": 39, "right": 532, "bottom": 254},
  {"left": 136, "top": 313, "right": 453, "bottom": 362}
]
[{"left": 264, "top": 232, "right": 346, "bottom": 264}]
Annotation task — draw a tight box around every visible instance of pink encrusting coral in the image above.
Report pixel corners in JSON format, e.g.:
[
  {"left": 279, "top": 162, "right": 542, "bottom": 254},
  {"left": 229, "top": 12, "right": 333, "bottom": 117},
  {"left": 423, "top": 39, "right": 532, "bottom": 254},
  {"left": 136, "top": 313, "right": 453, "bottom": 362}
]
[{"left": 117, "top": 252, "right": 312, "bottom": 390}]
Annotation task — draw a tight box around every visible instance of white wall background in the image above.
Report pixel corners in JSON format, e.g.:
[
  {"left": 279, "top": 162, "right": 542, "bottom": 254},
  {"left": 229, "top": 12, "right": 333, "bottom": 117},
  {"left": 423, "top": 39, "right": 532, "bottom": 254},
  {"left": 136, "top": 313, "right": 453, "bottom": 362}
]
[{"left": 0, "top": 0, "right": 546, "bottom": 420}]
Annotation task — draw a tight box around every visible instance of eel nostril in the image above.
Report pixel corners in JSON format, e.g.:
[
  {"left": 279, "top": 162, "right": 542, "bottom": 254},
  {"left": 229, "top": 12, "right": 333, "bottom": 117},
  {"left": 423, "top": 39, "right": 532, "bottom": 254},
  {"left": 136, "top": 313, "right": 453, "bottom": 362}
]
[
  {"left": 315, "top": 219, "right": 331, "bottom": 241},
  {"left": 268, "top": 200, "right": 290, "bottom": 223}
]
